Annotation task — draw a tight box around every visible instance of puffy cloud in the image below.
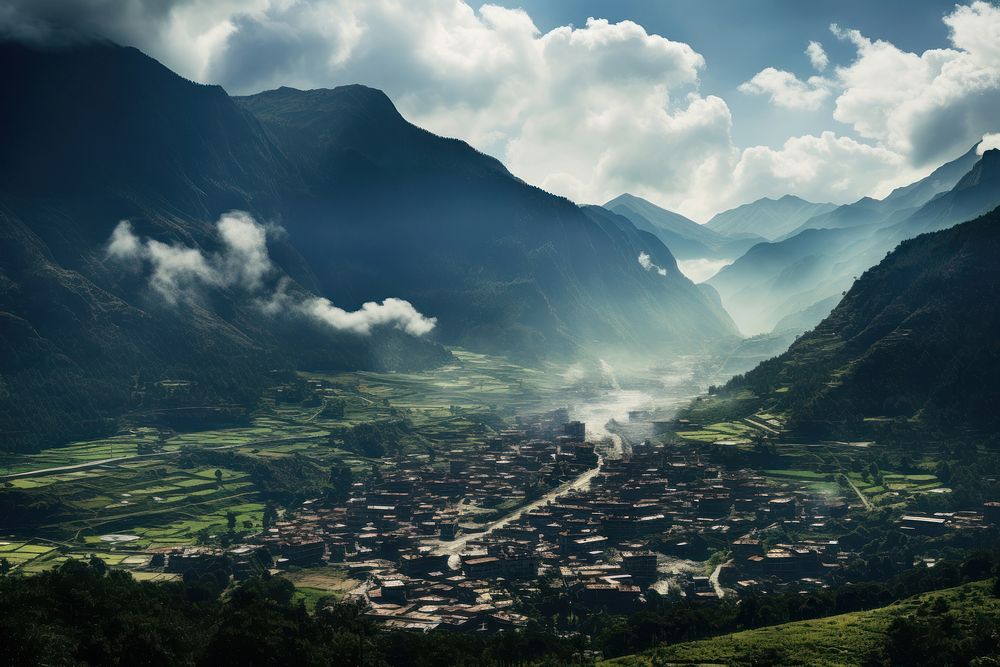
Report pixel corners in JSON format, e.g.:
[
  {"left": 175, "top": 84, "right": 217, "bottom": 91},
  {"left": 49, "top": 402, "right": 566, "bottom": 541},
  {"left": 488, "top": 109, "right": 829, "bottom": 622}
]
[
  {"left": 729, "top": 131, "right": 912, "bottom": 204},
  {"left": 216, "top": 211, "right": 272, "bottom": 290},
  {"left": 979, "top": 132, "right": 1000, "bottom": 154},
  {"left": 6, "top": 1, "right": 1000, "bottom": 222},
  {"left": 829, "top": 2, "right": 1000, "bottom": 167},
  {"left": 305, "top": 296, "right": 437, "bottom": 336},
  {"left": 806, "top": 40, "right": 828, "bottom": 71},
  {"left": 106, "top": 212, "right": 435, "bottom": 336},
  {"left": 738, "top": 67, "right": 832, "bottom": 111},
  {"left": 637, "top": 251, "right": 667, "bottom": 276},
  {"left": 107, "top": 219, "right": 142, "bottom": 260},
  {"left": 108, "top": 211, "right": 272, "bottom": 302},
  {"left": 733, "top": 2, "right": 1000, "bottom": 208}
]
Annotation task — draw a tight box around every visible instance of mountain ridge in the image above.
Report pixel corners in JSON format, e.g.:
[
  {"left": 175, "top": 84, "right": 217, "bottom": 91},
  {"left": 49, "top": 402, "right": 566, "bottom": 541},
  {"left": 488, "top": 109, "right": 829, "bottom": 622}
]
[
  {"left": 706, "top": 194, "right": 836, "bottom": 241},
  {"left": 603, "top": 193, "right": 763, "bottom": 260},
  {"left": 723, "top": 204, "right": 1000, "bottom": 437},
  {"left": 0, "top": 40, "right": 737, "bottom": 451}
]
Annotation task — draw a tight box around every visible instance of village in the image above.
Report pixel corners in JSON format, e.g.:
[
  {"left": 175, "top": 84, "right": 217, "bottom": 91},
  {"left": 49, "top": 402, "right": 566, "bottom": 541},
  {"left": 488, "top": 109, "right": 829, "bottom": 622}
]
[{"left": 121, "top": 402, "right": 993, "bottom": 635}]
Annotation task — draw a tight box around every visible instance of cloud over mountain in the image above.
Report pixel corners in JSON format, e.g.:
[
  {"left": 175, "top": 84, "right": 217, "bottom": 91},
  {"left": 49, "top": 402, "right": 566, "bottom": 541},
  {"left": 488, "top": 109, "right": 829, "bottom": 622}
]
[
  {"left": 106, "top": 211, "right": 436, "bottom": 336},
  {"left": 638, "top": 251, "right": 667, "bottom": 276},
  {"left": 4, "top": 1, "right": 999, "bottom": 220}
]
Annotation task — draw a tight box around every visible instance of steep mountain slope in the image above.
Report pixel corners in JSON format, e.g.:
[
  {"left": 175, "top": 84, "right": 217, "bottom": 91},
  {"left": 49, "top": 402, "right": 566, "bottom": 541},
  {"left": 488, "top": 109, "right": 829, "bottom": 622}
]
[
  {"left": 889, "top": 148, "right": 1000, "bottom": 239},
  {"left": 705, "top": 195, "right": 835, "bottom": 241},
  {"left": 603, "top": 193, "right": 761, "bottom": 260},
  {"left": 236, "top": 86, "right": 738, "bottom": 354},
  {"left": 0, "top": 41, "right": 737, "bottom": 450},
  {"left": 726, "top": 206, "right": 1000, "bottom": 437},
  {"left": 709, "top": 146, "right": 1000, "bottom": 335}
]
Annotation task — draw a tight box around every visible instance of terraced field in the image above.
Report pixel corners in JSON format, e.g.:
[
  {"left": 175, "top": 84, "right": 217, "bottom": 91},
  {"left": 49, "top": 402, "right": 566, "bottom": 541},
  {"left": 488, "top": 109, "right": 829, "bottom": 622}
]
[{"left": 0, "top": 350, "right": 595, "bottom": 574}]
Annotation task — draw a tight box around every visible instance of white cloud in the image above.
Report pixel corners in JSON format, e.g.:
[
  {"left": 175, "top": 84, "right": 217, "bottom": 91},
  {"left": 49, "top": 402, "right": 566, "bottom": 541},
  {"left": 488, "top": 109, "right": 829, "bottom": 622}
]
[
  {"left": 304, "top": 296, "right": 437, "bottom": 336},
  {"left": 107, "top": 219, "right": 142, "bottom": 260},
  {"left": 806, "top": 40, "right": 828, "bottom": 71},
  {"left": 979, "top": 132, "right": 1000, "bottom": 154},
  {"left": 829, "top": 2, "right": 1000, "bottom": 166},
  {"left": 216, "top": 211, "right": 272, "bottom": 290},
  {"left": 638, "top": 251, "right": 667, "bottom": 276},
  {"left": 108, "top": 211, "right": 271, "bottom": 302},
  {"left": 738, "top": 67, "right": 832, "bottom": 111},
  {"left": 106, "top": 212, "right": 435, "bottom": 336},
  {"left": 6, "top": 1, "right": 1000, "bottom": 222},
  {"left": 728, "top": 131, "right": 913, "bottom": 205}
]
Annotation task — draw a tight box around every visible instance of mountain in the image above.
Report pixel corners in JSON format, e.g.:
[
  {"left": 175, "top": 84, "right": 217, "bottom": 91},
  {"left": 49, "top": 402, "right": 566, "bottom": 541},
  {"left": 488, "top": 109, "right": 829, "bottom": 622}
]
[
  {"left": 776, "top": 144, "right": 982, "bottom": 240},
  {"left": 708, "top": 145, "right": 1000, "bottom": 336},
  {"left": 726, "top": 205, "right": 1000, "bottom": 437},
  {"left": 234, "top": 88, "right": 737, "bottom": 353},
  {"left": 705, "top": 195, "right": 835, "bottom": 241},
  {"left": 604, "top": 193, "right": 762, "bottom": 261},
  {"left": 0, "top": 41, "right": 737, "bottom": 451},
  {"left": 890, "top": 148, "right": 1000, "bottom": 238}
]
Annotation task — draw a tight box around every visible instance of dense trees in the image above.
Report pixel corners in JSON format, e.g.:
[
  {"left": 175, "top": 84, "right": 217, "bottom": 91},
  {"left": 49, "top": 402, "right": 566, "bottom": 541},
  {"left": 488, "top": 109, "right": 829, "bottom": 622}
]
[
  {"left": 717, "top": 207, "right": 1000, "bottom": 441},
  {"left": 3, "top": 549, "right": 1000, "bottom": 665}
]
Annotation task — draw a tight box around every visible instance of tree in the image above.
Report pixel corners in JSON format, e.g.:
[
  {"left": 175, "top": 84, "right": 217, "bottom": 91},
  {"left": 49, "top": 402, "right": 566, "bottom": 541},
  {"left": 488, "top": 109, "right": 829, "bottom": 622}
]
[
  {"left": 227, "top": 511, "right": 237, "bottom": 533},
  {"left": 0, "top": 557, "right": 10, "bottom": 575},
  {"left": 88, "top": 554, "right": 107, "bottom": 576},
  {"left": 214, "top": 469, "right": 224, "bottom": 486},
  {"left": 262, "top": 502, "right": 277, "bottom": 530},
  {"left": 327, "top": 465, "right": 355, "bottom": 502}
]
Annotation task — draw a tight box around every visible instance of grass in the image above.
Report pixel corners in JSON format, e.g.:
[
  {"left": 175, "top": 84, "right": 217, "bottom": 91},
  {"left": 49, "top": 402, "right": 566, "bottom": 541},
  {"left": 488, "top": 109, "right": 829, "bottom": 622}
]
[{"left": 602, "top": 580, "right": 1000, "bottom": 667}]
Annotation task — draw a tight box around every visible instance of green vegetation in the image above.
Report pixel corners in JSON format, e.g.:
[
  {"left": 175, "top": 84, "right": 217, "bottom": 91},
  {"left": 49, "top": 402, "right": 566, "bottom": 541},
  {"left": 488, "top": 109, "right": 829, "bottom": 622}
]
[
  {"left": 721, "top": 206, "right": 1000, "bottom": 441},
  {"left": 604, "top": 580, "right": 1000, "bottom": 667},
  {"left": 0, "top": 350, "right": 578, "bottom": 572},
  {"left": 0, "top": 560, "right": 583, "bottom": 666}
]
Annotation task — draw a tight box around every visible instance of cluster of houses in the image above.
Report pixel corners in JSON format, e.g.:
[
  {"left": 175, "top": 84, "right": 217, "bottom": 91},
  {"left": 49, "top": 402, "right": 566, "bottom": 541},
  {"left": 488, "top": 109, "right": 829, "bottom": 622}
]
[{"left": 125, "top": 407, "right": 998, "bottom": 632}]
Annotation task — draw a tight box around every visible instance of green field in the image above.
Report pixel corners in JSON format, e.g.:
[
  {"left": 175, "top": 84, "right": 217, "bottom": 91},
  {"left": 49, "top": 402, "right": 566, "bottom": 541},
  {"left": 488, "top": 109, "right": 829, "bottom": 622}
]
[
  {"left": 603, "top": 580, "right": 1000, "bottom": 667},
  {"left": 0, "top": 349, "right": 588, "bottom": 573}
]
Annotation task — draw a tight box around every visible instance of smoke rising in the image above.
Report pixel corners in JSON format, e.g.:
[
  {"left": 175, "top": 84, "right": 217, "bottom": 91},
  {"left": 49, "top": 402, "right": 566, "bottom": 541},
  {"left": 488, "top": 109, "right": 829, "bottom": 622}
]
[{"left": 106, "top": 211, "right": 436, "bottom": 337}]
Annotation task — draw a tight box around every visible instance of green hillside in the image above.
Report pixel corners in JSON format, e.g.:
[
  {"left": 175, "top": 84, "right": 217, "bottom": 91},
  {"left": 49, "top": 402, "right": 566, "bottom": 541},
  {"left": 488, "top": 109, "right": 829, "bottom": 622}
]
[
  {"left": 721, "top": 205, "right": 1000, "bottom": 439},
  {"left": 604, "top": 580, "right": 1000, "bottom": 667}
]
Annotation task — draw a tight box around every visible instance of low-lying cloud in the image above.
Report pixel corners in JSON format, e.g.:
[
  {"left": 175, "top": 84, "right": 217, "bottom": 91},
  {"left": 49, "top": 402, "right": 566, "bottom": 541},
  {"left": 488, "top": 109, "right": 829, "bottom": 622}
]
[
  {"left": 106, "top": 211, "right": 436, "bottom": 337},
  {"left": 637, "top": 251, "right": 667, "bottom": 276},
  {"left": 676, "top": 258, "right": 732, "bottom": 283}
]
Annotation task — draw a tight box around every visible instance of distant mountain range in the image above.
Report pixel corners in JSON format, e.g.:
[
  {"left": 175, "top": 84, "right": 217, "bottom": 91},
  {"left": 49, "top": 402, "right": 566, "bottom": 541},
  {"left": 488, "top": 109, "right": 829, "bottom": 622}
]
[
  {"left": 725, "top": 205, "right": 1000, "bottom": 438},
  {"left": 706, "top": 194, "right": 836, "bottom": 241},
  {"left": 603, "top": 194, "right": 763, "bottom": 261},
  {"left": 0, "top": 41, "right": 736, "bottom": 451},
  {"left": 707, "top": 144, "right": 1000, "bottom": 336}
]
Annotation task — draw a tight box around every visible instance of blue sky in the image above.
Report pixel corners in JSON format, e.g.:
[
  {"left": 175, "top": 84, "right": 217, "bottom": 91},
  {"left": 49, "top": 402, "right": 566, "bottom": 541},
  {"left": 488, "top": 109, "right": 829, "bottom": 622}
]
[
  {"left": 3, "top": 0, "right": 997, "bottom": 220},
  {"left": 482, "top": 0, "right": 958, "bottom": 147}
]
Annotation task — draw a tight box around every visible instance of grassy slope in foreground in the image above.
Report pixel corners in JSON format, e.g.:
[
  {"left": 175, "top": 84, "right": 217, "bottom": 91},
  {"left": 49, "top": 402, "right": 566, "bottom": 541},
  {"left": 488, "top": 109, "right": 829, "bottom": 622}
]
[{"left": 602, "top": 580, "right": 1000, "bottom": 667}]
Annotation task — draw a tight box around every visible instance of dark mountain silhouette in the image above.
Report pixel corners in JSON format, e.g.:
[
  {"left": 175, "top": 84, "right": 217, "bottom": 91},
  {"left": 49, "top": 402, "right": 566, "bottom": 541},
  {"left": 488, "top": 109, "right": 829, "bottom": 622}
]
[{"left": 0, "top": 41, "right": 736, "bottom": 450}]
